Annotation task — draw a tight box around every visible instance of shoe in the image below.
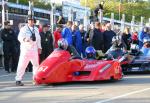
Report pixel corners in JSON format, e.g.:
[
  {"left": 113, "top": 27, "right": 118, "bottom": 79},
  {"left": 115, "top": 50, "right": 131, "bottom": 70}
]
[
  {"left": 16, "top": 81, "right": 24, "bottom": 86},
  {"left": 32, "top": 80, "right": 36, "bottom": 85},
  {"left": 6, "top": 70, "right": 10, "bottom": 73}
]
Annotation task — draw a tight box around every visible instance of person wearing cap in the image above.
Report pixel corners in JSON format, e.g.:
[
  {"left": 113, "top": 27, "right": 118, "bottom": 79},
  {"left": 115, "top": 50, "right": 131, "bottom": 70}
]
[
  {"left": 15, "top": 14, "right": 42, "bottom": 86},
  {"left": 40, "top": 24, "right": 54, "bottom": 63},
  {"left": 1, "top": 21, "right": 17, "bottom": 73}
]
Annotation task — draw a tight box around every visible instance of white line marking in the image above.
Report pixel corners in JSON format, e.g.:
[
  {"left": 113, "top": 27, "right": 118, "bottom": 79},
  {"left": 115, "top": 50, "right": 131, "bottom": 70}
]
[
  {"left": 94, "top": 88, "right": 150, "bottom": 103},
  {"left": 0, "top": 74, "right": 15, "bottom": 78}
]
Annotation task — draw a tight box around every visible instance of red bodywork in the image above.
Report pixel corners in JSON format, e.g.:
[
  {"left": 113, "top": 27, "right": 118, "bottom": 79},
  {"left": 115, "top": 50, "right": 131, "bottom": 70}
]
[{"left": 34, "top": 50, "right": 123, "bottom": 84}]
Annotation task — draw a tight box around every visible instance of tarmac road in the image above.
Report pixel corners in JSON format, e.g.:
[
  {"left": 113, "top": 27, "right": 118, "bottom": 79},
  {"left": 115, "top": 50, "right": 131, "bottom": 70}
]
[{"left": 0, "top": 69, "right": 150, "bottom": 103}]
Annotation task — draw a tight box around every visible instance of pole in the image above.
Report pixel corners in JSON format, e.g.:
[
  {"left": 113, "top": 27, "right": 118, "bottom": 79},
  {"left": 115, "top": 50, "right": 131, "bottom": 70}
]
[
  {"left": 121, "top": 14, "right": 125, "bottom": 32},
  {"left": 51, "top": 3, "right": 54, "bottom": 34},
  {"left": 119, "top": 0, "right": 121, "bottom": 20},
  {"left": 110, "top": 13, "right": 114, "bottom": 30},
  {"left": 131, "top": 16, "right": 135, "bottom": 33},
  {"left": 149, "top": 18, "right": 150, "bottom": 27},
  {"left": 2, "top": 0, "right": 5, "bottom": 28},
  {"left": 6, "top": 0, "right": 8, "bottom": 21},
  {"left": 68, "top": 8, "right": 73, "bottom": 21},
  {"left": 99, "top": 9, "right": 103, "bottom": 23},
  {"left": 140, "top": 16, "right": 144, "bottom": 30}
]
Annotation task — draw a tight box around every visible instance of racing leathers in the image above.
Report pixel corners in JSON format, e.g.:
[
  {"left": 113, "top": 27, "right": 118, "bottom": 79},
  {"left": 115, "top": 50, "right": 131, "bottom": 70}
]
[{"left": 15, "top": 25, "right": 42, "bottom": 81}]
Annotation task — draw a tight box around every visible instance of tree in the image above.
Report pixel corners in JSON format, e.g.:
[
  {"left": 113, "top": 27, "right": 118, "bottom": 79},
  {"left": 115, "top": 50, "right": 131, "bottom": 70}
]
[
  {"left": 80, "top": 0, "right": 150, "bottom": 22},
  {"left": 8, "top": 0, "right": 51, "bottom": 9}
]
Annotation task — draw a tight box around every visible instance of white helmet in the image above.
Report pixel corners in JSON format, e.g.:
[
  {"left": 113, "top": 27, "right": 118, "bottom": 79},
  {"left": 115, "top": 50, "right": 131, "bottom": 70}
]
[
  {"left": 57, "top": 38, "right": 68, "bottom": 50},
  {"left": 143, "top": 37, "right": 150, "bottom": 44},
  {"left": 131, "top": 44, "right": 139, "bottom": 51},
  {"left": 112, "top": 36, "right": 122, "bottom": 44}
]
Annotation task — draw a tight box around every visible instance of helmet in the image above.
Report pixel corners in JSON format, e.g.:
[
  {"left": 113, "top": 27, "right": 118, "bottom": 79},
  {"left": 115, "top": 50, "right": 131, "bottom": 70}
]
[
  {"left": 131, "top": 44, "right": 139, "bottom": 50},
  {"left": 112, "top": 36, "right": 121, "bottom": 43},
  {"left": 130, "top": 44, "right": 140, "bottom": 54},
  {"left": 112, "top": 36, "right": 122, "bottom": 47},
  {"left": 85, "top": 46, "right": 96, "bottom": 59},
  {"left": 57, "top": 38, "right": 68, "bottom": 50},
  {"left": 143, "top": 37, "right": 150, "bottom": 44}
]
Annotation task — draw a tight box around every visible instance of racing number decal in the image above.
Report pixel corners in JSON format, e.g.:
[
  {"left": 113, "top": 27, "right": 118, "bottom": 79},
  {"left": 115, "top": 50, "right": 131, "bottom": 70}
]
[{"left": 38, "top": 66, "right": 48, "bottom": 72}]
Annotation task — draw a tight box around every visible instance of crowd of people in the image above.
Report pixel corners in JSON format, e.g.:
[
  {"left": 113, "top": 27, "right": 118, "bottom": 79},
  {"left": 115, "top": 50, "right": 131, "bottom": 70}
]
[{"left": 1, "top": 15, "right": 150, "bottom": 85}]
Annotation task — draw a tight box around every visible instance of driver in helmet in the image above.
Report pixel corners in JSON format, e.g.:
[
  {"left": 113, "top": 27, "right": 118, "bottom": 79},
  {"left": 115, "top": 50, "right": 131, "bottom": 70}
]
[
  {"left": 85, "top": 46, "right": 106, "bottom": 60},
  {"left": 56, "top": 38, "right": 81, "bottom": 59}
]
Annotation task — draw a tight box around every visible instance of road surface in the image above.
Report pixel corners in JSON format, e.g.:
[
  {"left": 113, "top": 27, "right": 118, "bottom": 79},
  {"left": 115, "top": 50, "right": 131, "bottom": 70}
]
[{"left": 0, "top": 69, "right": 150, "bottom": 103}]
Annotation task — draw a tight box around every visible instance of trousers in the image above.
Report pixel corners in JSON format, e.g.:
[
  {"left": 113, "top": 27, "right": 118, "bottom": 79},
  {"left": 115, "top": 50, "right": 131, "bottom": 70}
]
[{"left": 15, "top": 50, "right": 39, "bottom": 81}]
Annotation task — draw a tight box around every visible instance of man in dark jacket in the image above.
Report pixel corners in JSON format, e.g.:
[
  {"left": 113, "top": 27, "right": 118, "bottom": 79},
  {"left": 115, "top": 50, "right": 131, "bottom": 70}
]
[
  {"left": 40, "top": 24, "right": 54, "bottom": 63},
  {"left": 103, "top": 23, "right": 116, "bottom": 53},
  {"left": 90, "top": 22, "right": 104, "bottom": 51},
  {"left": 79, "top": 24, "right": 87, "bottom": 57},
  {"left": 1, "top": 21, "right": 17, "bottom": 73}
]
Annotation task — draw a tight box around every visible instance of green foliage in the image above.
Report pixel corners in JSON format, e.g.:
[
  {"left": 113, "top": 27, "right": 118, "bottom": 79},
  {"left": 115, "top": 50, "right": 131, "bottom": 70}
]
[
  {"left": 80, "top": 0, "right": 150, "bottom": 22},
  {"left": 9, "top": 0, "right": 51, "bottom": 9}
]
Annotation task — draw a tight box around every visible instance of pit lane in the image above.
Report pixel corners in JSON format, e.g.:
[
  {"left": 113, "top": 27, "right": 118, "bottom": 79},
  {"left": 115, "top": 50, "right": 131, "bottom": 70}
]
[{"left": 0, "top": 69, "right": 150, "bottom": 103}]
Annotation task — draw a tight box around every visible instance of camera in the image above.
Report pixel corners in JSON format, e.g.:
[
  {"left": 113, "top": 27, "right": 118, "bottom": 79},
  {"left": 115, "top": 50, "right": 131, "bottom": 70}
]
[{"left": 30, "top": 33, "right": 36, "bottom": 41}]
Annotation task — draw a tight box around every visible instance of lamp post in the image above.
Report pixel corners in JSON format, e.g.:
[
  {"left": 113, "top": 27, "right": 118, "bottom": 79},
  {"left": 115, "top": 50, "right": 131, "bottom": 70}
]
[
  {"left": 2, "top": 0, "right": 8, "bottom": 28},
  {"left": 84, "top": 0, "right": 88, "bottom": 31},
  {"left": 98, "top": 1, "right": 104, "bottom": 23},
  {"left": 119, "top": 0, "right": 121, "bottom": 20},
  {"left": 50, "top": 0, "right": 55, "bottom": 34},
  {"left": 131, "top": 16, "right": 135, "bottom": 33},
  {"left": 2, "top": 0, "right": 5, "bottom": 28}
]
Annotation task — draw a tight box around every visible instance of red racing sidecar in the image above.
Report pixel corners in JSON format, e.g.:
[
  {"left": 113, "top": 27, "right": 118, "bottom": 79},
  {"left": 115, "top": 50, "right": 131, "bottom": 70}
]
[{"left": 34, "top": 50, "right": 123, "bottom": 85}]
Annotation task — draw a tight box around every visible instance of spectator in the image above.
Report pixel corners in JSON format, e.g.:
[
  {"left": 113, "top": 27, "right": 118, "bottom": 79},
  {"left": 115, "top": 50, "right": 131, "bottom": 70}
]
[
  {"left": 40, "top": 24, "right": 54, "bottom": 63},
  {"left": 100, "top": 22, "right": 106, "bottom": 32},
  {"left": 71, "top": 24, "right": 82, "bottom": 55},
  {"left": 85, "top": 23, "right": 94, "bottom": 46},
  {"left": 79, "top": 24, "right": 87, "bottom": 57},
  {"left": 57, "top": 14, "right": 66, "bottom": 25},
  {"left": 90, "top": 22, "right": 104, "bottom": 51},
  {"left": 15, "top": 15, "right": 42, "bottom": 86},
  {"left": 62, "top": 21, "right": 73, "bottom": 45},
  {"left": 122, "top": 27, "right": 132, "bottom": 50},
  {"left": 53, "top": 25, "right": 62, "bottom": 48},
  {"left": 1, "top": 21, "right": 17, "bottom": 73},
  {"left": 132, "top": 31, "right": 139, "bottom": 44},
  {"left": 103, "top": 23, "right": 116, "bottom": 52},
  {"left": 38, "top": 23, "right": 43, "bottom": 33},
  {"left": 138, "top": 27, "right": 149, "bottom": 49}
]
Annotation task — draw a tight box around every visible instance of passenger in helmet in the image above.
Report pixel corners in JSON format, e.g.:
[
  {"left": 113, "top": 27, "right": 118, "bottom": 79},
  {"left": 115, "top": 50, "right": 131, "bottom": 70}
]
[
  {"left": 130, "top": 43, "right": 141, "bottom": 56},
  {"left": 106, "top": 36, "right": 126, "bottom": 59},
  {"left": 141, "top": 37, "right": 150, "bottom": 56},
  {"left": 85, "top": 46, "right": 96, "bottom": 60},
  {"left": 56, "top": 38, "right": 81, "bottom": 59},
  {"left": 143, "top": 37, "right": 150, "bottom": 48}
]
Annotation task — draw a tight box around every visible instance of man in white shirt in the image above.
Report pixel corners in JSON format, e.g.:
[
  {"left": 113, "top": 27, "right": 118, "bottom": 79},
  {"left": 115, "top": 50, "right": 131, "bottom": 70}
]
[{"left": 15, "top": 15, "right": 42, "bottom": 86}]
